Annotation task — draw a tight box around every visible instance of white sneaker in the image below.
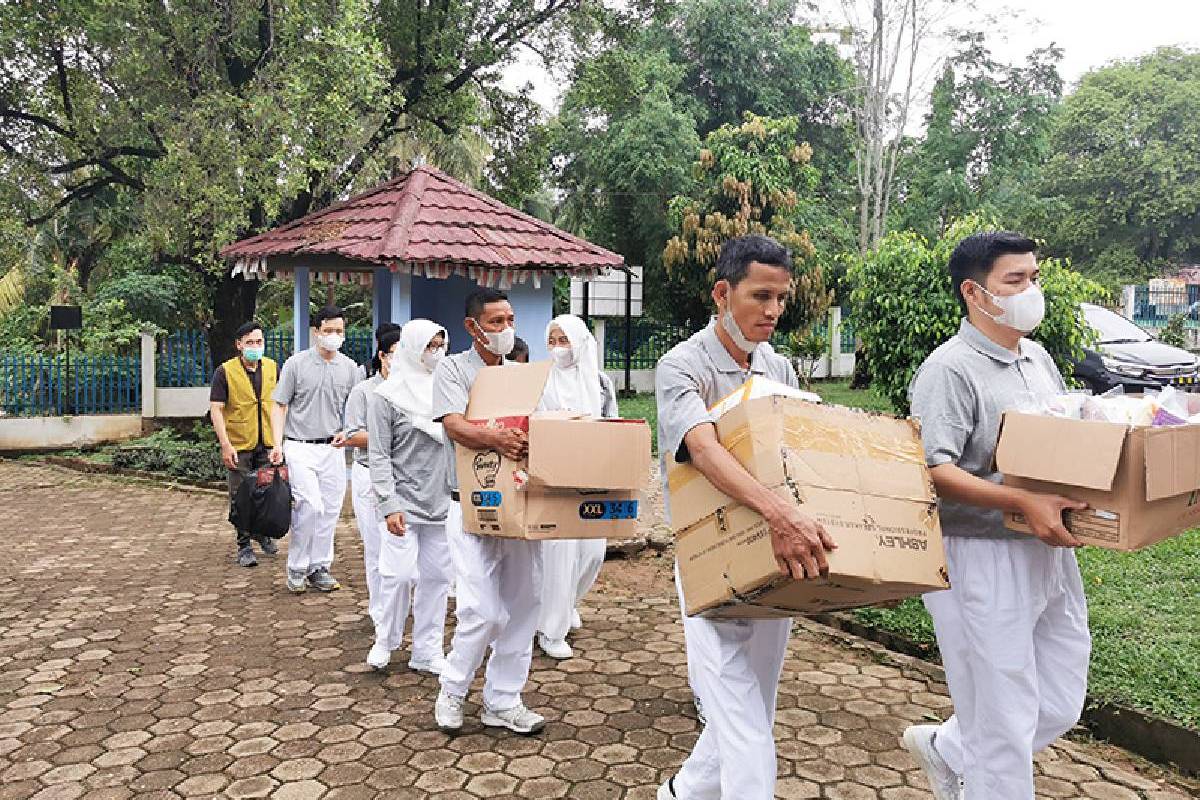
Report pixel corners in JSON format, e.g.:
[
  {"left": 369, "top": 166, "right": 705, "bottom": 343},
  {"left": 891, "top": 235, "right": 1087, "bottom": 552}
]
[
  {"left": 537, "top": 633, "right": 574, "bottom": 660},
  {"left": 435, "top": 690, "right": 465, "bottom": 733},
  {"left": 481, "top": 703, "right": 545, "bottom": 735},
  {"left": 366, "top": 642, "right": 391, "bottom": 671},
  {"left": 901, "top": 725, "right": 963, "bottom": 800},
  {"left": 656, "top": 775, "right": 678, "bottom": 799},
  {"left": 570, "top": 609, "right": 583, "bottom": 630},
  {"left": 408, "top": 654, "right": 447, "bottom": 676}
]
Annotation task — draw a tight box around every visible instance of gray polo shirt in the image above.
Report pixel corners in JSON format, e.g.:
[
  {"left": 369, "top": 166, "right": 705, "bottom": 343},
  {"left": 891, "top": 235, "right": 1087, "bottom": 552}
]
[
  {"left": 369, "top": 395, "right": 450, "bottom": 523},
  {"left": 908, "top": 318, "right": 1066, "bottom": 539},
  {"left": 655, "top": 320, "right": 799, "bottom": 524},
  {"left": 344, "top": 374, "right": 382, "bottom": 468},
  {"left": 272, "top": 348, "right": 360, "bottom": 441},
  {"left": 431, "top": 347, "right": 507, "bottom": 494}
]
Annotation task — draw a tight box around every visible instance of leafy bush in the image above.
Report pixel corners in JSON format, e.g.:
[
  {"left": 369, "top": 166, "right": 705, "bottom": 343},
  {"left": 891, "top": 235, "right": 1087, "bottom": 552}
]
[
  {"left": 847, "top": 215, "right": 1108, "bottom": 414},
  {"left": 1158, "top": 312, "right": 1190, "bottom": 349},
  {"left": 111, "top": 427, "right": 225, "bottom": 483}
]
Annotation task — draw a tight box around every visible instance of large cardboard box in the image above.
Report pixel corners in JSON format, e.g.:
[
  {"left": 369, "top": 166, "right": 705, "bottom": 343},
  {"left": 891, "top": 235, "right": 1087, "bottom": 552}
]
[
  {"left": 669, "top": 393, "right": 950, "bottom": 619},
  {"left": 997, "top": 411, "right": 1200, "bottom": 550},
  {"left": 456, "top": 362, "right": 651, "bottom": 540}
]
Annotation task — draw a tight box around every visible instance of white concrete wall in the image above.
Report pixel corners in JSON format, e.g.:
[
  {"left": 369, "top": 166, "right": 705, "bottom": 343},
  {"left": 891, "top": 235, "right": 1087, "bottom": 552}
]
[
  {"left": 155, "top": 387, "right": 210, "bottom": 418},
  {"left": 0, "top": 414, "right": 143, "bottom": 452},
  {"left": 603, "top": 369, "right": 656, "bottom": 394}
]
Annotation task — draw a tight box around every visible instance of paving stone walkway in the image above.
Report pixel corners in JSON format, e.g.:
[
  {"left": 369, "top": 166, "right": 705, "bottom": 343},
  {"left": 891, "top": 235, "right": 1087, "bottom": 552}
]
[{"left": 0, "top": 460, "right": 1193, "bottom": 800}]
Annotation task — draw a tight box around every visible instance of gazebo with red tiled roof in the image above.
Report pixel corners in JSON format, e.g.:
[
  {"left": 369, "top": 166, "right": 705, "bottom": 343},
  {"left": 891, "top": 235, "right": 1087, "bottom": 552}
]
[{"left": 220, "top": 165, "right": 623, "bottom": 353}]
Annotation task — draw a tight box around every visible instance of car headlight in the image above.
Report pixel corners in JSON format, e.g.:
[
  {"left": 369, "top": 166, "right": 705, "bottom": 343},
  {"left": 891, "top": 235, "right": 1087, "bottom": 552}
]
[{"left": 1100, "top": 356, "right": 1146, "bottom": 378}]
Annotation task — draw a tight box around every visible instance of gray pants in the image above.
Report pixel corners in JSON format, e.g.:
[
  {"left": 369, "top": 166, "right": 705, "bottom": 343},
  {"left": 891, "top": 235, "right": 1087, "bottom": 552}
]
[{"left": 228, "top": 448, "right": 269, "bottom": 548}]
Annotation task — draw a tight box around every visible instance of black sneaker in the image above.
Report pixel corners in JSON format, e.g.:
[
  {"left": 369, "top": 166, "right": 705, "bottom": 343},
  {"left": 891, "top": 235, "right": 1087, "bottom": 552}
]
[
  {"left": 257, "top": 537, "right": 279, "bottom": 556},
  {"left": 237, "top": 546, "right": 258, "bottom": 568}
]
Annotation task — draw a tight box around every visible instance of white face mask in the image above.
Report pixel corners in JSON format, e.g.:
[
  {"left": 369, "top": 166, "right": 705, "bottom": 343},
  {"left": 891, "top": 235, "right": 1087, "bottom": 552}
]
[
  {"left": 421, "top": 347, "right": 446, "bottom": 373},
  {"left": 971, "top": 282, "right": 1046, "bottom": 333},
  {"left": 550, "top": 346, "right": 575, "bottom": 368},
  {"left": 473, "top": 322, "right": 514, "bottom": 357},
  {"left": 719, "top": 306, "right": 759, "bottom": 355},
  {"left": 317, "top": 332, "right": 345, "bottom": 352}
]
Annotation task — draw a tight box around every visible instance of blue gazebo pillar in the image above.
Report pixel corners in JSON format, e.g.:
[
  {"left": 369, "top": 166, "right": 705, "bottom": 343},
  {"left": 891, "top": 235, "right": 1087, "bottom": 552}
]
[
  {"left": 293, "top": 266, "right": 311, "bottom": 351},
  {"left": 372, "top": 268, "right": 392, "bottom": 331},
  {"left": 389, "top": 272, "right": 412, "bottom": 325}
]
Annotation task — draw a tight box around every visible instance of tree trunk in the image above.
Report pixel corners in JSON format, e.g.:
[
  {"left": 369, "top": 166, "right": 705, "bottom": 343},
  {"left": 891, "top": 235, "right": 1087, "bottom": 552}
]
[{"left": 207, "top": 270, "right": 260, "bottom": 367}]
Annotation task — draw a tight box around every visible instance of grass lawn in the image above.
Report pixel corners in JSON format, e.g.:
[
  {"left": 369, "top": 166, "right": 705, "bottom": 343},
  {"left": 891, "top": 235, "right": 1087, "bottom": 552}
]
[{"left": 618, "top": 379, "right": 1200, "bottom": 730}]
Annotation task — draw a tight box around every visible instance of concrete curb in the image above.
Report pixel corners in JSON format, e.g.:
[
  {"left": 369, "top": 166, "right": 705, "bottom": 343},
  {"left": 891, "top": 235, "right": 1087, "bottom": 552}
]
[{"left": 804, "top": 611, "right": 1200, "bottom": 777}]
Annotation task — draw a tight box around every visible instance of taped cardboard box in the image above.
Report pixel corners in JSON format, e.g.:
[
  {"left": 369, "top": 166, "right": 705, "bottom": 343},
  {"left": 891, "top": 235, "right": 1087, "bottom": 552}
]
[
  {"left": 669, "top": 393, "right": 950, "bottom": 619},
  {"left": 455, "top": 362, "right": 652, "bottom": 540},
  {"left": 997, "top": 411, "right": 1200, "bottom": 550}
]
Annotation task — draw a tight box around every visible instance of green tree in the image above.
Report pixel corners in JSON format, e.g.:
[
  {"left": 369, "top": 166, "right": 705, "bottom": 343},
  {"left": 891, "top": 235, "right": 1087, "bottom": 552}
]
[
  {"left": 848, "top": 215, "right": 1108, "bottom": 414},
  {"left": 1036, "top": 48, "right": 1200, "bottom": 284},
  {"left": 552, "top": 0, "right": 855, "bottom": 315},
  {"left": 893, "top": 35, "right": 1064, "bottom": 241},
  {"left": 663, "top": 114, "right": 833, "bottom": 333},
  {"left": 0, "top": 0, "right": 581, "bottom": 362}
]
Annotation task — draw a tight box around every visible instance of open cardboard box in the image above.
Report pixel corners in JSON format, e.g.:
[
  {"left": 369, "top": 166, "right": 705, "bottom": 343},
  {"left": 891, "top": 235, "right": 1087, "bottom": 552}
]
[
  {"left": 669, "top": 386, "right": 950, "bottom": 619},
  {"left": 455, "top": 362, "right": 651, "bottom": 540},
  {"left": 997, "top": 409, "right": 1200, "bottom": 550}
]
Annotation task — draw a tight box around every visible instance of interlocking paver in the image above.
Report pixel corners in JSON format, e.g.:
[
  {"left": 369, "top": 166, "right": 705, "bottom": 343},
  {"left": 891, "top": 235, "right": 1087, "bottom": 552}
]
[{"left": 0, "top": 461, "right": 1195, "bottom": 799}]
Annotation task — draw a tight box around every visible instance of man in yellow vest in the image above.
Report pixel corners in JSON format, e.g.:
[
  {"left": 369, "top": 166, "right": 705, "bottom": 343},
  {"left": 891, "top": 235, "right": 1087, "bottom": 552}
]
[{"left": 210, "top": 321, "right": 280, "bottom": 567}]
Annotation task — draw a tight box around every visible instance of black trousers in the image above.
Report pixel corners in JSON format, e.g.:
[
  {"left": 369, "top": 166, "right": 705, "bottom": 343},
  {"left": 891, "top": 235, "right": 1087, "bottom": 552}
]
[{"left": 228, "top": 447, "right": 269, "bottom": 548}]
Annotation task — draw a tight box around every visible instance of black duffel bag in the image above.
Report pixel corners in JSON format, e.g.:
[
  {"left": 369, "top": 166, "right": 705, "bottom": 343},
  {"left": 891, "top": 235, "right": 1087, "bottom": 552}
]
[{"left": 230, "top": 464, "right": 293, "bottom": 540}]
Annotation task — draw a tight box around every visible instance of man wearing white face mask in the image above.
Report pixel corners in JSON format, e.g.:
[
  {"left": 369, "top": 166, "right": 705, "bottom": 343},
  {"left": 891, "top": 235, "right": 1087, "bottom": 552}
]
[
  {"left": 270, "top": 305, "right": 360, "bottom": 594},
  {"left": 367, "top": 320, "right": 455, "bottom": 674},
  {"left": 430, "top": 288, "right": 546, "bottom": 735},
  {"left": 905, "top": 232, "right": 1091, "bottom": 800},
  {"left": 535, "top": 314, "right": 618, "bottom": 660}
]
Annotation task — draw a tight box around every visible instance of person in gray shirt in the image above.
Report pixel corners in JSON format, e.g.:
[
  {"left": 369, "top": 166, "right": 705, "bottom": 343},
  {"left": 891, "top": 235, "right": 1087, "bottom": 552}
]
[
  {"left": 430, "top": 287, "right": 546, "bottom": 737},
  {"left": 655, "top": 236, "right": 836, "bottom": 800},
  {"left": 342, "top": 329, "right": 401, "bottom": 633},
  {"left": 904, "top": 232, "right": 1091, "bottom": 800},
  {"left": 269, "top": 305, "right": 360, "bottom": 594},
  {"left": 365, "top": 319, "right": 454, "bottom": 677}
]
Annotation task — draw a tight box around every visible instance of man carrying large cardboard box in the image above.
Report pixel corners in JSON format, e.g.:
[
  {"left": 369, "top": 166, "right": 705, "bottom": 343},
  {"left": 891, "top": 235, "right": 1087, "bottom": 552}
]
[
  {"left": 431, "top": 287, "right": 546, "bottom": 736},
  {"left": 654, "top": 235, "right": 837, "bottom": 800},
  {"left": 905, "top": 232, "right": 1092, "bottom": 800}
]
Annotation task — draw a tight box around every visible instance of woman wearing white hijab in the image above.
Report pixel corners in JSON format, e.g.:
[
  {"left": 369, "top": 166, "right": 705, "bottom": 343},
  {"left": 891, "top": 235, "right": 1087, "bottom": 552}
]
[
  {"left": 535, "top": 314, "right": 618, "bottom": 659},
  {"left": 366, "top": 319, "right": 454, "bottom": 673}
]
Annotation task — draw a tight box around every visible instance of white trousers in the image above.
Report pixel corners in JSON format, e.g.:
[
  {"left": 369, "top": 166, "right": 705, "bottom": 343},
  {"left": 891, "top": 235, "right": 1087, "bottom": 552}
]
[
  {"left": 673, "top": 564, "right": 790, "bottom": 800},
  {"left": 350, "top": 464, "right": 384, "bottom": 625},
  {"left": 374, "top": 518, "right": 453, "bottom": 660},
  {"left": 283, "top": 441, "right": 346, "bottom": 575},
  {"left": 439, "top": 501, "right": 543, "bottom": 710},
  {"left": 537, "top": 538, "right": 606, "bottom": 641},
  {"left": 926, "top": 536, "right": 1091, "bottom": 800}
]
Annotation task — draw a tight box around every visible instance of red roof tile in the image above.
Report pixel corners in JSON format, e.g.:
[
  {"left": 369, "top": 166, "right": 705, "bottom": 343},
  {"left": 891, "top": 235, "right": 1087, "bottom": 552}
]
[{"left": 221, "top": 166, "right": 623, "bottom": 274}]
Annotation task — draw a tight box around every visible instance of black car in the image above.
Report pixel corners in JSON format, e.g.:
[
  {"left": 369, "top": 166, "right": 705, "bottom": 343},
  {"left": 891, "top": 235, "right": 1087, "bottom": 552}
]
[{"left": 1073, "top": 303, "right": 1200, "bottom": 394}]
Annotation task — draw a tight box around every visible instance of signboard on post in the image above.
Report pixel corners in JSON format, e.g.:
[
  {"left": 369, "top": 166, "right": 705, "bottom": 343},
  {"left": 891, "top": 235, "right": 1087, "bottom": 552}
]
[{"left": 570, "top": 267, "right": 643, "bottom": 318}]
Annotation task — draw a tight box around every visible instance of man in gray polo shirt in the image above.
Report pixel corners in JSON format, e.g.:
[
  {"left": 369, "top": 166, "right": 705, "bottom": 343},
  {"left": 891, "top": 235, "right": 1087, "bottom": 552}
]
[
  {"left": 270, "top": 305, "right": 360, "bottom": 594},
  {"left": 430, "top": 287, "right": 545, "bottom": 736},
  {"left": 904, "top": 232, "right": 1091, "bottom": 800},
  {"left": 655, "top": 235, "right": 836, "bottom": 800}
]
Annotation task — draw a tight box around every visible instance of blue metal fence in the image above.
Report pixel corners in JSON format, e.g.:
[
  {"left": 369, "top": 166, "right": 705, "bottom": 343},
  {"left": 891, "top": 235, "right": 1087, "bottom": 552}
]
[
  {"left": 156, "top": 329, "right": 375, "bottom": 388},
  {"left": 0, "top": 353, "right": 141, "bottom": 417},
  {"left": 602, "top": 312, "right": 854, "bottom": 369},
  {"left": 1131, "top": 286, "right": 1200, "bottom": 328}
]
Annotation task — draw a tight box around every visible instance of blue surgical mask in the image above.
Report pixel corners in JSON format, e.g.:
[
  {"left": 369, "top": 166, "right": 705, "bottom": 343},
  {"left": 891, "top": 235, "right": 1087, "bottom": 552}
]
[{"left": 243, "top": 346, "right": 264, "bottom": 362}]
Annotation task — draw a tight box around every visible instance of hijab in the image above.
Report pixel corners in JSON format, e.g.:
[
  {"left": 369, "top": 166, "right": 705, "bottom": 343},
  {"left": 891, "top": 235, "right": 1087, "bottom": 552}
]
[
  {"left": 375, "top": 319, "right": 447, "bottom": 443},
  {"left": 540, "top": 314, "right": 604, "bottom": 418}
]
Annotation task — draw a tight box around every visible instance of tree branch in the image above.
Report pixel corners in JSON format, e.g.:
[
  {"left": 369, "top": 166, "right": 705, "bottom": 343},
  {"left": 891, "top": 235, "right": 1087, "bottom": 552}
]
[
  {"left": 52, "top": 42, "right": 75, "bottom": 123},
  {"left": 25, "top": 176, "right": 118, "bottom": 226},
  {"left": 49, "top": 145, "right": 165, "bottom": 175},
  {"left": 0, "top": 106, "right": 73, "bottom": 138}
]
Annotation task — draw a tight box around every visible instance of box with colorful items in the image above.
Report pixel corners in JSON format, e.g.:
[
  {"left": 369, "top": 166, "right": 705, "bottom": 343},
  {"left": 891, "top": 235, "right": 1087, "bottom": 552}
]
[{"left": 997, "top": 387, "right": 1200, "bottom": 550}]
